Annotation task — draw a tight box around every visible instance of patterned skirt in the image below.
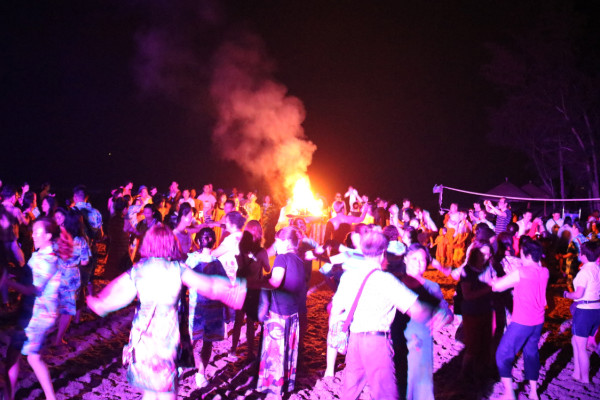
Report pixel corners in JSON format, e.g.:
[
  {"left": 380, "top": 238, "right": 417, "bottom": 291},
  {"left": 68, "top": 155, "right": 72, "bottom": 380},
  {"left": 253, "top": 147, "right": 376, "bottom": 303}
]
[{"left": 257, "top": 311, "right": 299, "bottom": 396}]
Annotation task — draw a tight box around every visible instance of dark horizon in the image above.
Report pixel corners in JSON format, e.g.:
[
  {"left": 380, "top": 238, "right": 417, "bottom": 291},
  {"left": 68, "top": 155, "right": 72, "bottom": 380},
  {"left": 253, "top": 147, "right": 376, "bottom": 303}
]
[{"left": 2, "top": 0, "right": 598, "bottom": 213}]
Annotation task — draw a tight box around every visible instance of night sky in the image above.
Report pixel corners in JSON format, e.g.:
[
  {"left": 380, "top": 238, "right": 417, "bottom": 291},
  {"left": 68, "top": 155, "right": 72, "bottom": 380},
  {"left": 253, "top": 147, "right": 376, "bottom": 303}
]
[{"left": 2, "top": 1, "right": 597, "bottom": 211}]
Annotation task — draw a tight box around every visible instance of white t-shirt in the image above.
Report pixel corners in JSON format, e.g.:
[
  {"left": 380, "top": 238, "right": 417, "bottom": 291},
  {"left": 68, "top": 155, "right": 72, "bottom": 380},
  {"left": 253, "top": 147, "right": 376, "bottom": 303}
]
[
  {"left": 216, "top": 231, "right": 242, "bottom": 282},
  {"left": 573, "top": 262, "right": 600, "bottom": 309},
  {"left": 332, "top": 261, "right": 418, "bottom": 333},
  {"left": 197, "top": 193, "right": 217, "bottom": 213}
]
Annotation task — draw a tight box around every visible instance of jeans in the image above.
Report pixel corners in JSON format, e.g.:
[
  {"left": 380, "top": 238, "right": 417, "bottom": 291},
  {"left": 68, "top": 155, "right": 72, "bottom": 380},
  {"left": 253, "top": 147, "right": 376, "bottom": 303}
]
[{"left": 496, "top": 322, "right": 543, "bottom": 381}]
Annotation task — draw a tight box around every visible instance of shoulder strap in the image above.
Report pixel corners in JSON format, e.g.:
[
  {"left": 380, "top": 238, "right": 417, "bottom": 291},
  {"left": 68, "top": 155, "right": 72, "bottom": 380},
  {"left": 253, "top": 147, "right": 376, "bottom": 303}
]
[{"left": 342, "top": 268, "right": 378, "bottom": 331}]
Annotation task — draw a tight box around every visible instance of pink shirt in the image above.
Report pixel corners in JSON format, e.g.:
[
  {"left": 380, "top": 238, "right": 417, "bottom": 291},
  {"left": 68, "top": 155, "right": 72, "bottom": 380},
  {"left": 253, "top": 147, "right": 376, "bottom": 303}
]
[{"left": 512, "top": 262, "right": 549, "bottom": 326}]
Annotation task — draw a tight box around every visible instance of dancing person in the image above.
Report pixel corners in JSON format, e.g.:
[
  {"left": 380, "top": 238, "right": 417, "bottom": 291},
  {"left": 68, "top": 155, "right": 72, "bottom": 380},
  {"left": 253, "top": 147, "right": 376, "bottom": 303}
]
[
  {"left": 185, "top": 228, "right": 228, "bottom": 388},
  {"left": 72, "top": 185, "right": 103, "bottom": 294},
  {"left": 257, "top": 227, "right": 306, "bottom": 399},
  {"left": 173, "top": 203, "right": 201, "bottom": 255},
  {"left": 459, "top": 241, "right": 494, "bottom": 381},
  {"left": 323, "top": 201, "right": 368, "bottom": 251},
  {"left": 403, "top": 243, "right": 453, "bottom": 400},
  {"left": 103, "top": 197, "right": 133, "bottom": 281},
  {"left": 489, "top": 233, "right": 517, "bottom": 351},
  {"left": 54, "top": 209, "right": 91, "bottom": 345},
  {"left": 40, "top": 195, "right": 57, "bottom": 218},
  {"left": 3, "top": 218, "right": 72, "bottom": 400},
  {"left": 330, "top": 231, "right": 449, "bottom": 400},
  {"left": 563, "top": 240, "right": 600, "bottom": 385},
  {"left": 492, "top": 239, "right": 549, "bottom": 400},
  {"left": 231, "top": 220, "right": 270, "bottom": 359},
  {"left": 86, "top": 224, "right": 246, "bottom": 400}
]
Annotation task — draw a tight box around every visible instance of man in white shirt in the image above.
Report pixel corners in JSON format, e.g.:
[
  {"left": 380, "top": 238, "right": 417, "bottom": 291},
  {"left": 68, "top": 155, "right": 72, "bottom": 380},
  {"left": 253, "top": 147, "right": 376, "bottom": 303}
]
[
  {"left": 545, "top": 212, "right": 563, "bottom": 235},
  {"left": 516, "top": 211, "right": 533, "bottom": 239},
  {"left": 330, "top": 231, "right": 449, "bottom": 400},
  {"left": 197, "top": 184, "right": 217, "bottom": 221}
]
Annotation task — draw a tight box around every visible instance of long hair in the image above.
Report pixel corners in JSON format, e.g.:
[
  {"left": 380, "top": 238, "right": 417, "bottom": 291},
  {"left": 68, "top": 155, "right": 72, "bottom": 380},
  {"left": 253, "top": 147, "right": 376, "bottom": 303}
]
[
  {"left": 41, "top": 196, "right": 57, "bottom": 217},
  {"left": 239, "top": 220, "right": 264, "bottom": 257},
  {"left": 139, "top": 224, "right": 182, "bottom": 260},
  {"left": 64, "top": 209, "right": 86, "bottom": 239},
  {"left": 465, "top": 240, "right": 491, "bottom": 271}
]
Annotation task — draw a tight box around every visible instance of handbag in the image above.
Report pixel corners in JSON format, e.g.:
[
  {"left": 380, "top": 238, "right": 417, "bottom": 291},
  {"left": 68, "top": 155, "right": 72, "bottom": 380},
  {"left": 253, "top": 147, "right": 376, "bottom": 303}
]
[
  {"left": 123, "top": 305, "right": 156, "bottom": 367},
  {"left": 329, "top": 269, "right": 377, "bottom": 355}
]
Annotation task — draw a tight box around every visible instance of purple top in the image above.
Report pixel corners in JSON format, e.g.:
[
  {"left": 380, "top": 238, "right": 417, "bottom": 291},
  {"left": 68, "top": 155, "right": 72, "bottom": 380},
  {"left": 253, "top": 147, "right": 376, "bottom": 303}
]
[{"left": 512, "top": 262, "right": 548, "bottom": 326}]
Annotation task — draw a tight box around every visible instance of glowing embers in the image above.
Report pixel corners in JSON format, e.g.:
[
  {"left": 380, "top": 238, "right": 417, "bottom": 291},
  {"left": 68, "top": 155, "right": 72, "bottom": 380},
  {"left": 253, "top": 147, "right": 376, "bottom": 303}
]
[{"left": 290, "top": 176, "right": 323, "bottom": 216}]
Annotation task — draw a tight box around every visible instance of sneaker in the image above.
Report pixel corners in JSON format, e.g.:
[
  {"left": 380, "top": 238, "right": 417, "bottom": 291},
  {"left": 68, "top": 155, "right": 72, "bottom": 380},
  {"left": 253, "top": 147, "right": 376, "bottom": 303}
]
[{"left": 195, "top": 373, "right": 208, "bottom": 388}]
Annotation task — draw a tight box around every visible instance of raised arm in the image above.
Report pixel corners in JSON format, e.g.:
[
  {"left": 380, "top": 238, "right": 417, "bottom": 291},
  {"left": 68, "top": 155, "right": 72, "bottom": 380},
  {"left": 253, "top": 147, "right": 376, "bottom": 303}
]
[{"left": 342, "top": 203, "right": 369, "bottom": 224}]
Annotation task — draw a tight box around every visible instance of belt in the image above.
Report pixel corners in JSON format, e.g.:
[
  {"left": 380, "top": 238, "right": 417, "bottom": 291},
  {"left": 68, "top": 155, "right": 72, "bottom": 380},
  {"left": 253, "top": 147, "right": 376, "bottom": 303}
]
[
  {"left": 353, "top": 331, "right": 390, "bottom": 337},
  {"left": 575, "top": 299, "right": 600, "bottom": 304}
]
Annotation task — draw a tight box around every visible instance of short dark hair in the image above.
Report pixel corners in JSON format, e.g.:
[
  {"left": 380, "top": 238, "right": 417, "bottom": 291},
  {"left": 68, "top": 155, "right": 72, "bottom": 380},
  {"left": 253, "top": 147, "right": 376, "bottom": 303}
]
[
  {"left": 521, "top": 239, "right": 543, "bottom": 262},
  {"left": 195, "top": 227, "right": 216, "bottom": 250},
  {"left": 581, "top": 241, "right": 600, "bottom": 262},
  {"left": 225, "top": 211, "right": 246, "bottom": 230},
  {"left": 73, "top": 184, "right": 88, "bottom": 199},
  {"left": 406, "top": 243, "right": 431, "bottom": 264},
  {"left": 382, "top": 225, "right": 399, "bottom": 241},
  {"left": 1, "top": 185, "right": 17, "bottom": 199}
]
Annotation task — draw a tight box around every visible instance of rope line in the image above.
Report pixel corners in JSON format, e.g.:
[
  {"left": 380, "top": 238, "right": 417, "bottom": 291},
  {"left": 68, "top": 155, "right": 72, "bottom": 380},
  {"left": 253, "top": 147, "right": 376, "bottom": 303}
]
[{"left": 436, "top": 185, "right": 600, "bottom": 202}]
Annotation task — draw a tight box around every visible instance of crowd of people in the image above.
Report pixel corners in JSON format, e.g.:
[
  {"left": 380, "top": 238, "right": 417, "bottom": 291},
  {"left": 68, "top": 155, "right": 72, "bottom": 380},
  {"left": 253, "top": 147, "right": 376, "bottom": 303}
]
[{"left": 1, "top": 179, "right": 600, "bottom": 400}]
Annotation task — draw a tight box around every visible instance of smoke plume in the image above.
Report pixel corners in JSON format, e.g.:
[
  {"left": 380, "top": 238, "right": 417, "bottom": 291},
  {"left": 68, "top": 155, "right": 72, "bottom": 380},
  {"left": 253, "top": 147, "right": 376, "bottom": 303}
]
[{"left": 210, "top": 33, "right": 316, "bottom": 200}]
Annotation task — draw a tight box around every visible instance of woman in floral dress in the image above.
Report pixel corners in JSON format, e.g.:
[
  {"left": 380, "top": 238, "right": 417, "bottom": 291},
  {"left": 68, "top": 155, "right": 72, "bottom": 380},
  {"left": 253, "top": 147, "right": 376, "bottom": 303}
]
[
  {"left": 3, "top": 217, "right": 71, "bottom": 400},
  {"left": 87, "top": 224, "right": 246, "bottom": 400},
  {"left": 54, "top": 209, "right": 91, "bottom": 345}
]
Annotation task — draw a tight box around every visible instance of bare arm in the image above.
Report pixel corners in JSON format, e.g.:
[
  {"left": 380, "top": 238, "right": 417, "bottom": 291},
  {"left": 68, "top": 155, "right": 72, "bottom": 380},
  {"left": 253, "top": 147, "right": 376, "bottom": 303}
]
[
  {"left": 484, "top": 202, "right": 507, "bottom": 217},
  {"left": 342, "top": 203, "right": 369, "bottom": 224},
  {"left": 490, "top": 269, "right": 520, "bottom": 292},
  {"left": 211, "top": 238, "right": 231, "bottom": 259},
  {"left": 266, "top": 266, "right": 285, "bottom": 289},
  {"left": 10, "top": 240, "right": 25, "bottom": 267},
  {"left": 181, "top": 267, "right": 247, "bottom": 310},
  {"left": 87, "top": 272, "right": 137, "bottom": 316},
  {"left": 564, "top": 285, "right": 585, "bottom": 300}
]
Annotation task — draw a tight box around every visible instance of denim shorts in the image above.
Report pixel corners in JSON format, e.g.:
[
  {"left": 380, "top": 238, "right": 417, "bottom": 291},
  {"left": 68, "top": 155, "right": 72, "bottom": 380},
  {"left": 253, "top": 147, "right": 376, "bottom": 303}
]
[{"left": 573, "top": 307, "right": 600, "bottom": 337}]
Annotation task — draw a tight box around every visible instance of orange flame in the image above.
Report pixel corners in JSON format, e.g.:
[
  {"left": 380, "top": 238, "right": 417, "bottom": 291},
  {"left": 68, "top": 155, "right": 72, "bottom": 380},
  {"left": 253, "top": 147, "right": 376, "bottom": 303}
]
[{"left": 290, "top": 176, "right": 323, "bottom": 216}]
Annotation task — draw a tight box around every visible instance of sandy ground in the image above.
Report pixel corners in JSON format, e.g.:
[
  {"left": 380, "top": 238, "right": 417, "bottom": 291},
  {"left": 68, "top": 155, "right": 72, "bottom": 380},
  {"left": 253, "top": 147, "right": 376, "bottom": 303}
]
[{"left": 2, "top": 253, "right": 600, "bottom": 400}]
